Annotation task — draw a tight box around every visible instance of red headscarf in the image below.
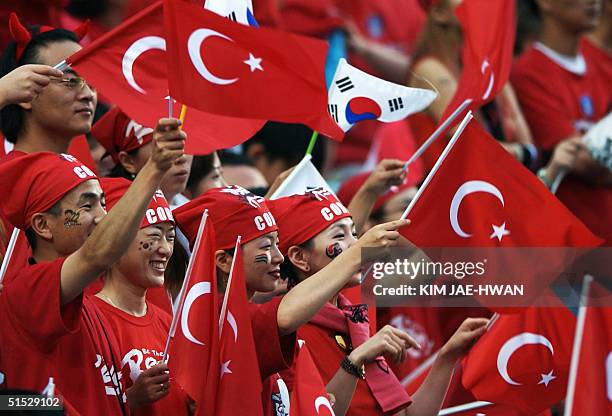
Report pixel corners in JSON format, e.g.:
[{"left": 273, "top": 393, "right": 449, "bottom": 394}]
[
  {"left": 0, "top": 152, "right": 98, "bottom": 230},
  {"left": 100, "top": 177, "right": 173, "bottom": 229},
  {"left": 173, "top": 185, "right": 278, "bottom": 250},
  {"left": 91, "top": 107, "right": 154, "bottom": 164},
  {"left": 267, "top": 188, "right": 352, "bottom": 255}
]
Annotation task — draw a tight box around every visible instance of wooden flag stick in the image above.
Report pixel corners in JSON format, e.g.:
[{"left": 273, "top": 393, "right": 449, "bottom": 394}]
[
  {"left": 0, "top": 228, "right": 20, "bottom": 284},
  {"left": 179, "top": 105, "right": 188, "bottom": 126},
  {"left": 400, "top": 111, "right": 474, "bottom": 220},
  {"left": 306, "top": 131, "right": 319, "bottom": 156}
]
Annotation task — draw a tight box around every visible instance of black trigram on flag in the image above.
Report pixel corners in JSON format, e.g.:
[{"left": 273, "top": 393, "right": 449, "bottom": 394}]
[
  {"left": 328, "top": 104, "right": 339, "bottom": 122},
  {"left": 227, "top": 11, "right": 238, "bottom": 22},
  {"left": 335, "top": 76, "right": 354, "bottom": 93},
  {"left": 388, "top": 97, "right": 404, "bottom": 112}
]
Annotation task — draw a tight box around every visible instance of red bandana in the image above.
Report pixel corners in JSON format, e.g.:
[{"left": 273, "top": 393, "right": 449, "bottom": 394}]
[
  {"left": 267, "top": 188, "right": 352, "bottom": 255},
  {"left": 100, "top": 177, "right": 173, "bottom": 229},
  {"left": 173, "top": 185, "right": 278, "bottom": 250},
  {"left": 0, "top": 152, "right": 98, "bottom": 230}
]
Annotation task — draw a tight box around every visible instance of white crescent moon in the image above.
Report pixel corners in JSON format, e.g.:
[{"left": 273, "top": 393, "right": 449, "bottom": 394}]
[
  {"left": 606, "top": 351, "right": 612, "bottom": 401},
  {"left": 496, "top": 332, "right": 554, "bottom": 386},
  {"left": 180, "top": 281, "right": 211, "bottom": 346},
  {"left": 315, "top": 396, "right": 335, "bottom": 415},
  {"left": 122, "top": 36, "right": 166, "bottom": 94},
  {"left": 481, "top": 58, "right": 494, "bottom": 100},
  {"left": 449, "top": 180, "right": 505, "bottom": 238},
  {"left": 188, "top": 29, "right": 239, "bottom": 85},
  {"left": 227, "top": 311, "right": 238, "bottom": 342}
]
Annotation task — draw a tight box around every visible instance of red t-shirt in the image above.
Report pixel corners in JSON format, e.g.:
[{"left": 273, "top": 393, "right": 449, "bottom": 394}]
[
  {"left": 91, "top": 296, "right": 189, "bottom": 415},
  {"left": 581, "top": 38, "right": 612, "bottom": 92},
  {"left": 0, "top": 258, "right": 128, "bottom": 415},
  {"left": 511, "top": 43, "right": 612, "bottom": 244}
]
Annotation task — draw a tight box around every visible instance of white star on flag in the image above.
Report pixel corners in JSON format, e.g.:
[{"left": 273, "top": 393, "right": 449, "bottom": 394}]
[
  {"left": 490, "top": 222, "right": 510, "bottom": 242},
  {"left": 220, "top": 360, "right": 232, "bottom": 378},
  {"left": 538, "top": 370, "right": 556, "bottom": 387},
  {"left": 244, "top": 53, "right": 263, "bottom": 72}
]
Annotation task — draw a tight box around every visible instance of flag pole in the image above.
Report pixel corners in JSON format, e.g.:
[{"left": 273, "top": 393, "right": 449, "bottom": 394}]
[
  {"left": 563, "top": 274, "right": 594, "bottom": 416},
  {"left": 400, "top": 111, "right": 474, "bottom": 220},
  {"left": 179, "top": 105, "right": 188, "bottom": 125},
  {"left": 438, "top": 401, "right": 493, "bottom": 415},
  {"left": 162, "top": 210, "right": 209, "bottom": 363},
  {"left": 0, "top": 228, "right": 20, "bottom": 284},
  {"left": 403, "top": 99, "right": 472, "bottom": 172},
  {"left": 219, "top": 236, "right": 242, "bottom": 336},
  {"left": 168, "top": 96, "right": 173, "bottom": 119},
  {"left": 305, "top": 131, "right": 319, "bottom": 156}
]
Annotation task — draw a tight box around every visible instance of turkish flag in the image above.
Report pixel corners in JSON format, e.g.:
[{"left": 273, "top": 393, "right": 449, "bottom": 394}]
[
  {"left": 168, "top": 214, "right": 219, "bottom": 412},
  {"left": 566, "top": 281, "right": 612, "bottom": 415},
  {"left": 216, "top": 244, "right": 264, "bottom": 415},
  {"left": 67, "top": 1, "right": 265, "bottom": 155},
  {"left": 163, "top": 0, "right": 344, "bottom": 140},
  {"left": 441, "top": 0, "right": 515, "bottom": 122},
  {"left": 290, "top": 344, "right": 334, "bottom": 416},
  {"left": 461, "top": 299, "right": 575, "bottom": 414}
]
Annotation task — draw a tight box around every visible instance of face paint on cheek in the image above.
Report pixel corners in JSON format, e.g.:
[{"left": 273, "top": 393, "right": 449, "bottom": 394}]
[
  {"left": 326, "top": 242, "right": 343, "bottom": 259},
  {"left": 63, "top": 210, "right": 81, "bottom": 228},
  {"left": 138, "top": 241, "right": 152, "bottom": 251},
  {"left": 254, "top": 254, "right": 269, "bottom": 264}
]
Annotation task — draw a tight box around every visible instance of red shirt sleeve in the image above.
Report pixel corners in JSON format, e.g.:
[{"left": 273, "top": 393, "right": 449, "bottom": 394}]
[
  {"left": 249, "top": 297, "right": 297, "bottom": 380},
  {"left": 3, "top": 258, "right": 82, "bottom": 353}
]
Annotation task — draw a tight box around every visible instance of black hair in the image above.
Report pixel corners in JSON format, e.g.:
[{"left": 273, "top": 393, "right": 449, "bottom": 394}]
[
  {"left": 516, "top": 0, "right": 542, "bottom": 55},
  {"left": 219, "top": 150, "right": 255, "bottom": 167},
  {"left": 185, "top": 154, "right": 215, "bottom": 196},
  {"left": 280, "top": 238, "right": 314, "bottom": 289},
  {"left": 164, "top": 238, "right": 190, "bottom": 300},
  {"left": 107, "top": 149, "right": 140, "bottom": 180},
  {"left": 24, "top": 199, "right": 63, "bottom": 251},
  {"left": 242, "top": 122, "right": 326, "bottom": 171},
  {"left": 0, "top": 26, "right": 79, "bottom": 142},
  {"left": 67, "top": 0, "right": 111, "bottom": 19}
]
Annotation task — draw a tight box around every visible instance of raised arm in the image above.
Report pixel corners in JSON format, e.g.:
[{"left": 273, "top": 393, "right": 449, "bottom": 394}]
[
  {"left": 60, "top": 118, "right": 186, "bottom": 304},
  {"left": 0, "top": 65, "right": 63, "bottom": 109}
]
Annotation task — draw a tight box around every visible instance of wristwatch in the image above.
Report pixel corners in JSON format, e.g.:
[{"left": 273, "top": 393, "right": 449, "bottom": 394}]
[
  {"left": 341, "top": 356, "right": 366, "bottom": 379},
  {"left": 537, "top": 168, "right": 553, "bottom": 189}
]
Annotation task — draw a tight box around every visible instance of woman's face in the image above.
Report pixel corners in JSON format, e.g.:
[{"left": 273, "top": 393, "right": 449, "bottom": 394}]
[
  {"left": 302, "top": 217, "right": 360, "bottom": 287},
  {"left": 114, "top": 222, "right": 175, "bottom": 289},
  {"left": 241, "top": 231, "right": 284, "bottom": 294}
]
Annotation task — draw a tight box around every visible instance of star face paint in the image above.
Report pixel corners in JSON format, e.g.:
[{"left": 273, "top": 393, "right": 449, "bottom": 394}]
[{"left": 325, "top": 242, "right": 343, "bottom": 259}]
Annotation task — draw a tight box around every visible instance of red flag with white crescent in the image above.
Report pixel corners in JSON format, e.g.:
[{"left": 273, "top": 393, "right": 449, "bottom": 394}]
[
  {"left": 66, "top": 1, "right": 265, "bottom": 155},
  {"left": 290, "top": 344, "right": 335, "bottom": 416}
]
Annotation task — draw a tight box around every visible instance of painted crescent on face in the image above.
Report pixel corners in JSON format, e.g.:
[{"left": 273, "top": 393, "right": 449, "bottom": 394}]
[
  {"left": 314, "top": 396, "right": 334, "bottom": 415},
  {"left": 188, "top": 28, "right": 239, "bottom": 85},
  {"left": 496, "top": 332, "right": 554, "bottom": 386},
  {"left": 449, "top": 180, "right": 504, "bottom": 238},
  {"left": 122, "top": 36, "right": 166, "bottom": 94},
  {"left": 181, "top": 281, "right": 211, "bottom": 346}
]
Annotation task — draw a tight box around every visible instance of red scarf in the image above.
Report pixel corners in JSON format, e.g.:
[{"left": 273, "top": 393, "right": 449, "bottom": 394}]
[{"left": 309, "top": 294, "right": 412, "bottom": 414}]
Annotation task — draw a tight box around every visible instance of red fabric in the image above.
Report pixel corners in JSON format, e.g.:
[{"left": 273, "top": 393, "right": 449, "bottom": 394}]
[
  {"left": 267, "top": 188, "right": 351, "bottom": 255},
  {"left": 511, "top": 45, "right": 612, "bottom": 245},
  {"left": 582, "top": 37, "right": 612, "bottom": 82},
  {"left": 92, "top": 296, "right": 189, "bottom": 415},
  {"left": 0, "top": 258, "right": 127, "bottom": 415},
  {"left": 68, "top": 135, "right": 99, "bottom": 176},
  {"left": 216, "top": 246, "right": 264, "bottom": 415},
  {"left": 462, "top": 301, "right": 576, "bottom": 413},
  {"left": 67, "top": 1, "right": 265, "bottom": 155},
  {"left": 163, "top": 0, "right": 343, "bottom": 140},
  {"left": 441, "top": 0, "right": 515, "bottom": 123},
  {"left": 290, "top": 345, "right": 334, "bottom": 415},
  {"left": 168, "top": 217, "right": 219, "bottom": 413},
  {"left": 279, "top": 0, "right": 343, "bottom": 37},
  {"left": 0, "top": 152, "right": 97, "bottom": 230},
  {"left": 400, "top": 121, "right": 602, "bottom": 247},
  {"left": 173, "top": 185, "right": 278, "bottom": 250},
  {"left": 100, "top": 177, "right": 173, "bottom": 229},
  {"left": 91, "top": 107, "right": 154, "bottom": 164},
  {"left": 568, "top": 282, "right": 612, "bottom": 415}
]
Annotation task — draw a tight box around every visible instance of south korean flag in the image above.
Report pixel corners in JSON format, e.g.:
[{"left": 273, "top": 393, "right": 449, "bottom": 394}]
[
  {"left": 204, "top": 0, "right": 259, "bottom": 27},
  {"left": 328, "top": 58, "right": 437, "bottom": 132}
]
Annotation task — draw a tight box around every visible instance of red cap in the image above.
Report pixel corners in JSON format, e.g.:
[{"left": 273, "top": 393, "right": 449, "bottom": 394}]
[
  {"left": 267, "top": 188, "right": 352, "bottom": 255},
  {"left": 337, "top": 172, "right": 420, "bottom": 214},
  {"left": 91, "top": 107, "right": 154, "bottom": 164},
  {"left": 100, "top": 177, "right": 173, "bottom": 229},
  {"left": 173, "top": 185, "right": 278, "bottom": 250},
  {"left": 0, "top": 152, "right": 98, "bottom": 230}
]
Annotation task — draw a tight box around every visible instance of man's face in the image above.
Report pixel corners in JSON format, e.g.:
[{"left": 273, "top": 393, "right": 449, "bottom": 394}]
[
  {"left": 28, "top": 41, "right": 97, "bottom": 138},
  {"left": 45, "top": 179, "right": 106, "bottom": 257},
  {"left": 542, "top": 0, "right": 602, "bottom": 33}
]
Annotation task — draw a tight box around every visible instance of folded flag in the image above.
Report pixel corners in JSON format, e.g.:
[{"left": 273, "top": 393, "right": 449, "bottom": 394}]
[
  {"left": 270, "top": 154, "right": 334, "bottom": 199},
  {"left": 328, "top": 58, "right": 436, "bottom": 132}
]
